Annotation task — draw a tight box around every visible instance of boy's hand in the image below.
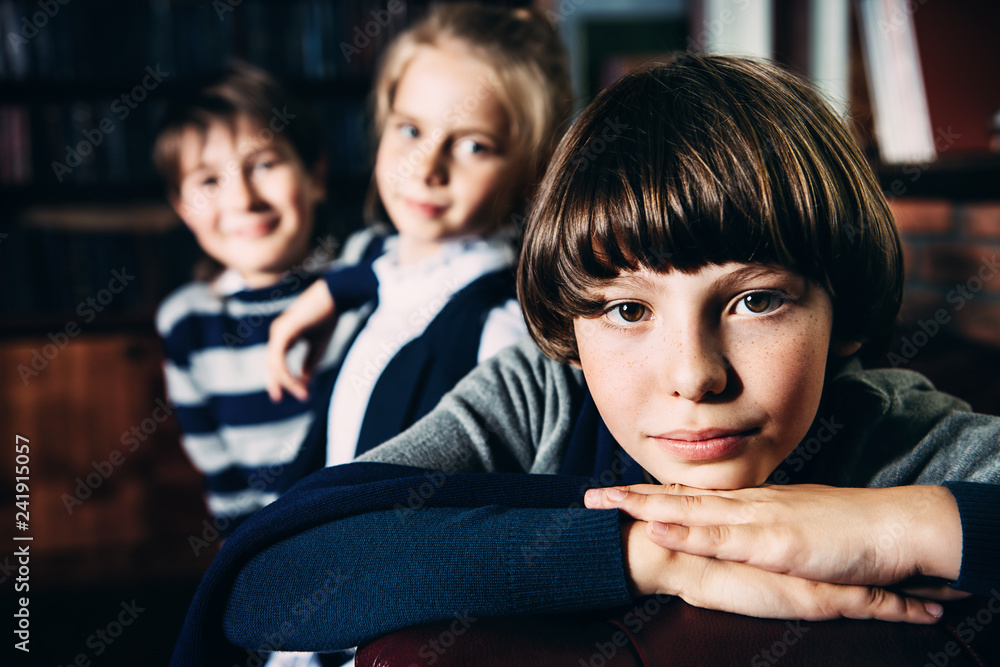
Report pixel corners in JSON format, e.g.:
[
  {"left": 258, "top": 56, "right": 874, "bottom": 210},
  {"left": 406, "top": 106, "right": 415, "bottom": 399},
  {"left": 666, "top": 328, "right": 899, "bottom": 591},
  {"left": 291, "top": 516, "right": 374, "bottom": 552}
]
[
  {"left": 622, "top": 520, "right": 945, "bottom": 624},
  {"left": 266, "top": 280, "right": 338, "bottom": 402},
  {"left": 589, "top": 483, "right": 963, "bottom": 591}
]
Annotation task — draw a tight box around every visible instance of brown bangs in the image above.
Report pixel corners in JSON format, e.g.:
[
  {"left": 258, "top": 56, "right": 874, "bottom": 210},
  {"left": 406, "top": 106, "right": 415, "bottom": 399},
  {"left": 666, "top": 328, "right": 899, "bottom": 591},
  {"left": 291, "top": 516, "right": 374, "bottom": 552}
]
[
  {"left": 153, "top": 62, "right": 324, "bottom": 196},
  {"left": 519, "top": 54, "right": 902, "bottom": 363}
]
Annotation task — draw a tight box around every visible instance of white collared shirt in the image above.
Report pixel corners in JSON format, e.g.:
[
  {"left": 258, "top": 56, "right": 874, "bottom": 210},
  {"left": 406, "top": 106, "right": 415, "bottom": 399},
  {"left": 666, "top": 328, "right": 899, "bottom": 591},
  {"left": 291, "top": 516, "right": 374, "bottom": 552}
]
[{"left": 325, "top": 234, "right": 526, "bottom": 466}]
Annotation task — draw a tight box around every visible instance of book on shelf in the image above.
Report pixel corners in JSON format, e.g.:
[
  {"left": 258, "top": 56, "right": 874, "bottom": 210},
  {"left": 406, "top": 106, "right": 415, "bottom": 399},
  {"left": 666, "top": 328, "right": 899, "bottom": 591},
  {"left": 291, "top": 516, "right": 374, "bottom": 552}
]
[
  {"left": 1, "top": 0, "right": 384, "bottom": 192},
  {"left": 0, "top": 104, "right": 31, "bottom": 185},
  {"left": 854, "top": 0, "right": 936, "bottom": 165},
  {"left": 1, "top": 214, "right": 198, "bottom": 323}
]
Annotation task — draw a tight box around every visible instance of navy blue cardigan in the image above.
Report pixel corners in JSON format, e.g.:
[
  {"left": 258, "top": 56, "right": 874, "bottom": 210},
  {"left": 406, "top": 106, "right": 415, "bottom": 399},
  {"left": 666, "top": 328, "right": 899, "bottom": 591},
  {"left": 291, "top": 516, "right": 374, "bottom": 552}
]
[{"left": 321, "top": 235, "right": 518, "bottom": 456}]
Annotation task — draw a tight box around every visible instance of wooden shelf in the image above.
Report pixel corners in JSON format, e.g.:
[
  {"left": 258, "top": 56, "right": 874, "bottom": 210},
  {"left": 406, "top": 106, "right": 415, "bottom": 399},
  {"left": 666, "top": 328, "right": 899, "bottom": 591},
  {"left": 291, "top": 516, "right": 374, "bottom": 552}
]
[
  {"left": 878, "top": 152, "right": 1000, "bottom": 200},
  {"left": 0, "top": 74, "right": 370, "bottom": 104},
  {"left": 16, "top": 200, "right": 180, "bottom": 232}
]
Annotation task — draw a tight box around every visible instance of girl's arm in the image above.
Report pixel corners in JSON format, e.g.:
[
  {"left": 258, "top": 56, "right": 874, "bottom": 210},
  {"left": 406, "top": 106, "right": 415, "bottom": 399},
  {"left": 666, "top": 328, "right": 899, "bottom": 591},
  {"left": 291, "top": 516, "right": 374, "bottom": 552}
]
[
  {"left": 477, "top": 298, "right": 528, "bottom": 362},
  {"left": 266, "top": 278, "right": 337, "bottom": 402},
  {"left": 267, "top": 229, "right": 385, "bottom": 403}
]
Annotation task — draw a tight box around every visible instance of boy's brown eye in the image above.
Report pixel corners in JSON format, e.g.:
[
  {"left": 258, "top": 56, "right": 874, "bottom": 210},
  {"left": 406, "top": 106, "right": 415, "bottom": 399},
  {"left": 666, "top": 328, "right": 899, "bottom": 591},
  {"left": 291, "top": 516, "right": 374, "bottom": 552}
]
[
  {"left": 616, "top": 303, "right": 646, "bottom": 322},
  {"left": 743, "top": 293, "right": 772, "bottom": 313}
]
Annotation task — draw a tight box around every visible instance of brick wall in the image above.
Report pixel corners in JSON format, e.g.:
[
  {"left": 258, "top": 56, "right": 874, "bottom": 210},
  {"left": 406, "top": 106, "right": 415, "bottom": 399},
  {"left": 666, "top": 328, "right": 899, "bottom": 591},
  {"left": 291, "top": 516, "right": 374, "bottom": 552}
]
[
  {"left": 889, "top": 198, "right": 1000, "bottom": 347},
  {"left": 884, "top": 198, "right": 1000, "bottom": 414}
]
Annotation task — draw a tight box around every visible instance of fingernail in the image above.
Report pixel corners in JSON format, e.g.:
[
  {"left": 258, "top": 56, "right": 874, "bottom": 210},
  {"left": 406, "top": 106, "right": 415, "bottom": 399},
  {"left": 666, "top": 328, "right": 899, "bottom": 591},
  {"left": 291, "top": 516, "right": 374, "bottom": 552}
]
[
  {"left": 584, "top": 489, "right": 600, "bottom": 505},
  {"left": 925, "top": 602, "right": 943, "bottom": 618},
  {"left": 650, "top": 522, "right": 668, "bottom": 535},
  {"left": 606, "top": 487, "right": 627, "bottom": 501}
]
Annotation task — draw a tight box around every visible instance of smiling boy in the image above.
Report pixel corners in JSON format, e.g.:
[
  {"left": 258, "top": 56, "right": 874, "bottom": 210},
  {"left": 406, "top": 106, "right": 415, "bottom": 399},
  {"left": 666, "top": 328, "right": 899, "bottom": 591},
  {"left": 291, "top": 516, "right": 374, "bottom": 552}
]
[
  {"left": 172, "top": 55, "right": 999, "bottom": 665},
  {"left": 154, "top": 63, "right": 344, "bottom": 534}
]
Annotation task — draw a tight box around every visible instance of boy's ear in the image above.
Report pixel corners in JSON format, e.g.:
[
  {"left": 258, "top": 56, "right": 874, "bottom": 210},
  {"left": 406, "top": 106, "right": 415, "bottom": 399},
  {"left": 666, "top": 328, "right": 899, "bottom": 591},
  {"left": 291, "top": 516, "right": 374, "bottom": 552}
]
[
  {"left": 831, "top": 340, "right": 862, "bottom": 357},
  {"left": 309, "top": 155, "right": 328, "bottom": 204},
  {"left": 168, "top": 191, "right": 194, "bottom": 226}
]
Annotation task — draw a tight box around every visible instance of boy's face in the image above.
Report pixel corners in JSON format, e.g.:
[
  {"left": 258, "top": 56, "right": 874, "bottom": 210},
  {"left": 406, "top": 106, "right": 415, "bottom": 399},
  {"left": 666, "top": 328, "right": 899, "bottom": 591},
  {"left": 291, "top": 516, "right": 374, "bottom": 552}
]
[
  {"left": 573, "top": 262, "right": 853, "bottom": 490},
  {"left": 172, "top": 115, "right": 325, "bottom": 288},
  {"left": 374, "top": 43, "right": 520, "bottom": 259}
]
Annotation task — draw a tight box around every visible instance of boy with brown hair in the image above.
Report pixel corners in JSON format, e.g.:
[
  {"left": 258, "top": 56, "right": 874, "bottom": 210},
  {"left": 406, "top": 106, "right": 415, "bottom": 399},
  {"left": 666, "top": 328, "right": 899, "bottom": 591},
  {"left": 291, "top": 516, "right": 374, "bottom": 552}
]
[
  {"left": 154, "top": 62, "right": 343, "bottom": 535},
  {"left": 173, "top": 55, "right": 999, "bottom": 665}
]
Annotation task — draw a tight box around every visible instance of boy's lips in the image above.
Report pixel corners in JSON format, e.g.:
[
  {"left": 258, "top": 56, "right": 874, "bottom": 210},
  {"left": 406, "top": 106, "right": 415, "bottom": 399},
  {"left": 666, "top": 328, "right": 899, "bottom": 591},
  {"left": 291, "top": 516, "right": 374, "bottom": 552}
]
[
  {"left": 225, "top": 217, "right": 280, "bottom": 238},
  {"left": 650, "top": 427, "right": 760, "bottom": 461}
]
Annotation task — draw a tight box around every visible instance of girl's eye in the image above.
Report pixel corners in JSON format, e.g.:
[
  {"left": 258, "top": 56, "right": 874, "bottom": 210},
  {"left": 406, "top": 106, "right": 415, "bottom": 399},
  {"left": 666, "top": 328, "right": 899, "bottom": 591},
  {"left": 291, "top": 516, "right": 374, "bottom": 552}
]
[
  {"left": 200, "top": 176, "right": 218, "bottom": 188},
  {"left": 253, "top": 161, "right": 274, "bottom": 171},
  {"left": 605, "top": 302, "right": 648, "bottom": 326},
  {"left": 456, "top": 139, "right": 490, "bottom": 155},
  {"left": 734, "top": 292, "right": 784, "bottom": 316},
  {"left": 398, "top": 124, "right": 419, "bottom": 139}
]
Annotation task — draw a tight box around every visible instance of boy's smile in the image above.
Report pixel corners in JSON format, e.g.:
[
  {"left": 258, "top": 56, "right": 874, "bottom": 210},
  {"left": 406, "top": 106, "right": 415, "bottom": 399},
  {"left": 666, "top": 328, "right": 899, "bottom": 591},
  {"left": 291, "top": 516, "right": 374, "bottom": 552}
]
[
  {"left": 573, "top": 262, "right": 856, "bottom": 490},
  {"left": 173, "top": 115, "right": 326, "bottom": 288}
]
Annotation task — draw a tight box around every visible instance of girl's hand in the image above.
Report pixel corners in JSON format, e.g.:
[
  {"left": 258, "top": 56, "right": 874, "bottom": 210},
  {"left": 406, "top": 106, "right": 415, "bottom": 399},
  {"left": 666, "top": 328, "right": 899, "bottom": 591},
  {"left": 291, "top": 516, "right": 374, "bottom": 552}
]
[
  {"left": 589, "top": 483, "right": 963, "bottom": 590},
  {"left": 266, "top": 280, "right": 337, "bottom": 402},
  {"left": 622, "top": 520, "right": 945, "bottom": 624}
]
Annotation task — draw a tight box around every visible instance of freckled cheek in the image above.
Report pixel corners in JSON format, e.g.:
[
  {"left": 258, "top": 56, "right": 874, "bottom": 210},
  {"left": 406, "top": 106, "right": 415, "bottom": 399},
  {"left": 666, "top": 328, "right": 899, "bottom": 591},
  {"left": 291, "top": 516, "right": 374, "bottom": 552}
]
[
  {"left": 584, "top": 348, "right": 647, "bottom": 407},
  {"left": 770, "top": 319, "right": 831, "bottom": 414},
  {"left": 187, "top": 217, "right": 228, "bottom": 248},
  {"left": 182, "top": 216, "right": 214, "bottom": 236},
  {"left": 460, "top": 169, "right": 504, "bottom": 207}
]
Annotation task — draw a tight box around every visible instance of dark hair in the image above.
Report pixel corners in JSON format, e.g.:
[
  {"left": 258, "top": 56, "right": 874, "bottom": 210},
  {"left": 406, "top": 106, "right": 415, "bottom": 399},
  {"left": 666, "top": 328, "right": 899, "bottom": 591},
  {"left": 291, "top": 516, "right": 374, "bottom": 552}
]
[
  {"left": 153, "top": 61, "right": 324, "bottom": 196},
  {"left": 518, "top": 54, "right": 902, "bottom": 363}
]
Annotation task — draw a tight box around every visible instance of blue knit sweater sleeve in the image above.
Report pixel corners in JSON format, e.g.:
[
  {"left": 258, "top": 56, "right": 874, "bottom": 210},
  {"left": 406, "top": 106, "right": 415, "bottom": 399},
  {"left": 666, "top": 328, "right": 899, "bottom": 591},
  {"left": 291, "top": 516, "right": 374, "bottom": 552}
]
[
  {"left": 324, "top": 262, "right": 379, "bottom": 312},
  {"left": 223, "top": 504, "right": 628, "bottom": 652},
  {"left": 170, "top": 462, "right": 632, "bottom": 666},
  {"left": 943, "top": 481, "right": 1000, "bottom": 596}
]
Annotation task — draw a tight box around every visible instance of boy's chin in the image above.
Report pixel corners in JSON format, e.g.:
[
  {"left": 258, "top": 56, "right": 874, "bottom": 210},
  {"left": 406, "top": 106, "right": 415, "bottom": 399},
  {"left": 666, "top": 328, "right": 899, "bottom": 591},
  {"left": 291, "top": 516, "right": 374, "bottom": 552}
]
[{"left": 645, "top": 465, "right": 773, "bottom": 490}]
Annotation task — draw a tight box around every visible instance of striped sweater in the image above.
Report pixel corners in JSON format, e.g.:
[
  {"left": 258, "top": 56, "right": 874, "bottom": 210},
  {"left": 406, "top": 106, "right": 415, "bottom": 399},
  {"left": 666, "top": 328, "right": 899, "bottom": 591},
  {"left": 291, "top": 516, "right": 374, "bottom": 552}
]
[
  {"left": 155, "top": 229, "right": 384, "bottom": 531},
  {"left": 156, "top": 268, "right": 339, "bottom": 531}
]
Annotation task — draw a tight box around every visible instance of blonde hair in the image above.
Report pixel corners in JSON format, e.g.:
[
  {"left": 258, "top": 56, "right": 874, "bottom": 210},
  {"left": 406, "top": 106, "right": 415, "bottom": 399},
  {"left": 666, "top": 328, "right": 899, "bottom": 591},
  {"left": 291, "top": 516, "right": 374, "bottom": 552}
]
[{"left": 367, "top": 3, "right": 572, "bottom": 224}]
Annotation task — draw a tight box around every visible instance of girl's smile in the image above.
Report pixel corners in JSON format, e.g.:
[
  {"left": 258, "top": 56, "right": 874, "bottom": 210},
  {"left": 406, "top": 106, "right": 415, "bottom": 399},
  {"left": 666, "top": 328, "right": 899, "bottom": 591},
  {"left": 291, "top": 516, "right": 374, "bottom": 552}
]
[{"left": 374, "top": 41, "right": 521, "bottom": 265}]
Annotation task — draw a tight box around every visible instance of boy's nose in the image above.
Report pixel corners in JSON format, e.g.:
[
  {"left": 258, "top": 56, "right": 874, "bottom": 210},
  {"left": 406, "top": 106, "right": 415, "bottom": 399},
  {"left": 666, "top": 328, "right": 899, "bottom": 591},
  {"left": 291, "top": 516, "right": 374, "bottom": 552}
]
[
  {"left": 222, "top": 171, "right": 262, "bottom": 210},
  {"left": 660, "top": 328, "right": 728, "bottom": 401}
]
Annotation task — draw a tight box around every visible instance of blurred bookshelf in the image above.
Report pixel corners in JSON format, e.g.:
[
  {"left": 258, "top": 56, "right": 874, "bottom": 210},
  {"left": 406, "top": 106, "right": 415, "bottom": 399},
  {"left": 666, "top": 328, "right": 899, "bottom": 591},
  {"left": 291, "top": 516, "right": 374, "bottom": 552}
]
[
  {"left": 0, "top": 0, "right": 430, "bottom": 331},
  {"left": 0, "top": 0, "right": 439, "bottom": 593}
]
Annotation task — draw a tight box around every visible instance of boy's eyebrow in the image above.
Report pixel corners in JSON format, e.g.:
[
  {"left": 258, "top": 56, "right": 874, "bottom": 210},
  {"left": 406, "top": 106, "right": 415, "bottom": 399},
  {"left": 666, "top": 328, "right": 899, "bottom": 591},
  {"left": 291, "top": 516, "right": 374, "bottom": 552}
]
[
  {"left": 241, "top": 145, "right": 283, "bottom": 160},
  {"left": 604, "top": 272, "right": 657, "bottom": 292},
  {"left": 711, "top": 265, "right": 806, "bottom": 295},
  {"left": 597, "top": 264, "right": 802, "bottom": 295},
  {"left": 181, "top": 143, "right": 284, "bottom": 178},
  {"left": 179, "top": 162, "right": 212, "bottom": 180}
]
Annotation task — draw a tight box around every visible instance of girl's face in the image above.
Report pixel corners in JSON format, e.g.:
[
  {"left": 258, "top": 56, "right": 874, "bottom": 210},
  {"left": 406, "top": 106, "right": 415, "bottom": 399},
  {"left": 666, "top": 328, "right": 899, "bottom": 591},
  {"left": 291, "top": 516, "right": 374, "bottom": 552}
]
[
  {"left": 573, "top": 262, "right": 858, "bottom": 490},
  {"left": 375, "top": 42, "right": 521, "bottom": 263}
]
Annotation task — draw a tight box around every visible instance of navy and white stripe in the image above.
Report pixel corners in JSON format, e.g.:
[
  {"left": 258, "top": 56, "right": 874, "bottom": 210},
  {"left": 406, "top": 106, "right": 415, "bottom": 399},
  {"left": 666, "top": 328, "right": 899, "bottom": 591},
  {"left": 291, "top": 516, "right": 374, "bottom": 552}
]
[{"left": 157, "top": 270, "right": 342, "bottom": 530}]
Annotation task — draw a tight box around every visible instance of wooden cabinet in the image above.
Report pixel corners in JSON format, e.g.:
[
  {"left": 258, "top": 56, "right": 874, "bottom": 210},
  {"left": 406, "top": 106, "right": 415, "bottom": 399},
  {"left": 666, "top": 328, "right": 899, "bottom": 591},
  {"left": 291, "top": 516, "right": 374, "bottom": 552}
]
[{"left": 0, "top": 333, "right": 214, "bottom": 584}]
